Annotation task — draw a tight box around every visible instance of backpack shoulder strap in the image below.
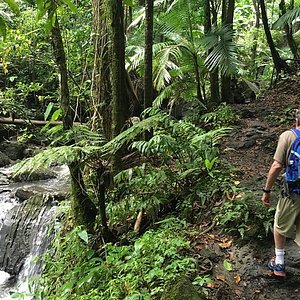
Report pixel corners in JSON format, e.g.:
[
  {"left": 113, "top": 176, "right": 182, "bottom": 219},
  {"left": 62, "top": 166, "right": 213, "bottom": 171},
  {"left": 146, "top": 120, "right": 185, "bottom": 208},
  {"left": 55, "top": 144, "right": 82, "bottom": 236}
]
[{"left": 291, "top": 128, "right": 300, "bottom": 138}]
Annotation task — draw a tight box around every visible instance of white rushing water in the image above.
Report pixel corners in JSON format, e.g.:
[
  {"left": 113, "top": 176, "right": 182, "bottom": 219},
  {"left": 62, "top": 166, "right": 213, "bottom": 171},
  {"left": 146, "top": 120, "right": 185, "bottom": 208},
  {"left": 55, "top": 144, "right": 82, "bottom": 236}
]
[{"left": 0, "top": 165, "right": 70, "bottom": 299}]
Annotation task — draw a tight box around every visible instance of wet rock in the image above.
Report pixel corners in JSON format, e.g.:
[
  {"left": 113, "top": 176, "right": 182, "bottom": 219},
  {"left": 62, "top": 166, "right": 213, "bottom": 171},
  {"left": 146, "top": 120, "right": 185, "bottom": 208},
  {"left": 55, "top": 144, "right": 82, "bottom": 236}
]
[
  {"left": 14, "top": 187, "right": 67, "bottom": 202},
  {"left": 0, "top": 195, "right": 52, "bottom": 275},
  {"left": 161, "top": 277, "right": 204, "bottom": 300},
  {"left": 15, "top": 189, "right": 35, "bottom": 202},
  {"left": 0, "top": 152, "right": 10, "bottom": 168},
  {"left": 12, "top": 169, "right": 57, "bottom": 182},
  {"left": 0, "top": 142, "right": 24, "bottom": 161}
]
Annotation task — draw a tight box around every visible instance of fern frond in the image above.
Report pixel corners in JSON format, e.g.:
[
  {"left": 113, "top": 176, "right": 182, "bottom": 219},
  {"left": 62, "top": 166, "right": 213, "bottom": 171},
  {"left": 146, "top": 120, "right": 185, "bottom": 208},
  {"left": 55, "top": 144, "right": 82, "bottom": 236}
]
[
  {"left": 273, "top": 7, "right": 300, "bottom": 29},
  {"left": 13, "top": 146, "right": 82, "bottom": 176},
  {"left": 50, "top": 125, "right": 106, "bottom": 147},
  {"left": 100, "top": 112, "right": 169, "bottom": 157}
]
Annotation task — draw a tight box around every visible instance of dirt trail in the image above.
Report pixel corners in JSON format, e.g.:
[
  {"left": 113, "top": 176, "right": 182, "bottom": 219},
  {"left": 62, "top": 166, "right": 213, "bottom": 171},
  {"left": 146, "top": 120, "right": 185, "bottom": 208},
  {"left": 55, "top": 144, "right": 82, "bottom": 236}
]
[{"left": 203, "top": 79, "right": 300, "bottom": 299}]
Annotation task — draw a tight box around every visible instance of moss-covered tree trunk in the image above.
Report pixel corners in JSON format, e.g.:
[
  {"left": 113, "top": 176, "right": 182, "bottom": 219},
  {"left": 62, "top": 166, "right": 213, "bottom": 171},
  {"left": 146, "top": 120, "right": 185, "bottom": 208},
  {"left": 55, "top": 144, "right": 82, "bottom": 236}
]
[
  {"left": 109, "top": 0, "right": 130, "bottom": 172},
  {"left": 51, "top": 16, "right": 97, "bottom": 233},
  {"left": 91, "top": 0, "right": 112, "bottom": 140}
]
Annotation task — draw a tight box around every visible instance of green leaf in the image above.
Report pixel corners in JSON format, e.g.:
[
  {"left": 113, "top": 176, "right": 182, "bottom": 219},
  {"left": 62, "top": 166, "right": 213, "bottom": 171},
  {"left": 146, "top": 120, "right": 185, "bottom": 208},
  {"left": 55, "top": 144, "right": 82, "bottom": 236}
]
[
  {"left": 63, "top": 0, "right": 77, "bottom": 13},
  {"left": 3, "top": 0, "right": 19, "bottom": 14},
  {"left": 51, "top": 108, "right": 62, "bottom": 122},
  {"left": 44, "top": 102, "right": 54, "bottom": 121},
  {"left": 123, "top": 0, "right": 134, "bottom": 6},
  {"left": 78, "top": 230, "right": 89, "bottom": 244},
  {"left": 223, "top": 259, "right": 233, "bottom": 271}
]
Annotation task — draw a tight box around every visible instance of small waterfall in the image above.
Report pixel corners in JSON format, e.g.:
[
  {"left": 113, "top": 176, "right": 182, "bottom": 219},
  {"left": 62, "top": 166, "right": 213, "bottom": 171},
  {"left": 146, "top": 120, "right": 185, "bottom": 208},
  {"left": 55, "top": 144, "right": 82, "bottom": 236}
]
[{"left": 0, "top": 166, "right": 69, "bottom": 299}]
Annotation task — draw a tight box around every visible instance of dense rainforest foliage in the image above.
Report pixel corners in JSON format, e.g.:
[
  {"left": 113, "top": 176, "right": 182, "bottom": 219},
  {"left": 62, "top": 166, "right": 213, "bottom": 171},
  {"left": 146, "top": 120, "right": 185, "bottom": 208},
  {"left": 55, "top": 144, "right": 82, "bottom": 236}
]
[{"left": 0, "top": 0, "right": 299, "bottom": 298}]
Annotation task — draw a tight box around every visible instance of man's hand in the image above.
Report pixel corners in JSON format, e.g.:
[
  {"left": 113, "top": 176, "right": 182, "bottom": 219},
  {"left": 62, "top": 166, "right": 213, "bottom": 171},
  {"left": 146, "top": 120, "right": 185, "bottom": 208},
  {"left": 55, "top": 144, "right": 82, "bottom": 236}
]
[{"left": 262, "top": 193, "right": 271, "bottom": 207}]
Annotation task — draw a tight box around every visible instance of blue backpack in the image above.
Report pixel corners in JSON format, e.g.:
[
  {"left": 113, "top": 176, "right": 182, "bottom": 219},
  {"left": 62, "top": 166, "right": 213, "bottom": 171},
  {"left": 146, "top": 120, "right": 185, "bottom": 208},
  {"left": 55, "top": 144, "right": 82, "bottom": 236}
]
[{"left": 284, "top": 129, "right": 300, "bottom": 194}]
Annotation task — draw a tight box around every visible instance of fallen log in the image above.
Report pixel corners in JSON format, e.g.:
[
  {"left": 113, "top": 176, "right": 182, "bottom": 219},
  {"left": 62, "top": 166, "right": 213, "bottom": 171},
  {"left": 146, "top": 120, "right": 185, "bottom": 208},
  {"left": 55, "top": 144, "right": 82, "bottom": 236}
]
[{"left": 0, "top": 117, "right": 82, "bottom": 126}]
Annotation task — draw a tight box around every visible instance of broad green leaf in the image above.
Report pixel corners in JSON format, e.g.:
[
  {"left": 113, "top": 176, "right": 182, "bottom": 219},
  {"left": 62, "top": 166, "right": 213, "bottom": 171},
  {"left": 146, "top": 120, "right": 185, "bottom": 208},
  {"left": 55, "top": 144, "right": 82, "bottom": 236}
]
[
  {"left": 44, "top": 102, "right": 54, "bottom": 120},
  {"left": 223, "top": 259, "right": 233, "bottom": 271},
  {"left": 51, "top": 108, "right": 62, "bottom": 122},
  {"left": 78, "top": 230, "right": 89, "bottom": 243}
]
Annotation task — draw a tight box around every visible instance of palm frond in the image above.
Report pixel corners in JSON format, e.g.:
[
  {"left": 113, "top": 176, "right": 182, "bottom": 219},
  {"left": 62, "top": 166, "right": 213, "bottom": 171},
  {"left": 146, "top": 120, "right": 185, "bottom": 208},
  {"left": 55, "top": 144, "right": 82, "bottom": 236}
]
[
  {"left": 153, "top": 45, "right": 181, "bottom": 90},
  {"left": 126, "top": 45, "right": 145, "bottom": 72},
  {"left": 202, "top": 26, "right": 239, "bottom": 75},
  {"left": 273, "top": 7, "right": 300, "bottom": 29}
]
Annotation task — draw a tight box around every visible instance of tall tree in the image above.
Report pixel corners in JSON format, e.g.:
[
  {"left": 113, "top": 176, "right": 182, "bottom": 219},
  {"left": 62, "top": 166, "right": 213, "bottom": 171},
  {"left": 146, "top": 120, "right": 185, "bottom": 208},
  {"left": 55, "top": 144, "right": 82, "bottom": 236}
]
[
  {"left": 109, "top": 0, "right": 130, "bottom": 171},
  {"left": 144, "top": 0, "right": 154, "bottom": 110},
  {"left": 91, "top": 0, "right": 112, "bottom": 140},
  {"left": 43, "top": 1, "right": 97, "bottom": 232},
  {"left": 221, "top": 0, "right": 235, "bottom": 103},
  {"left": 259, "top": 0, "right": 291, "bottom": 73},
  {"left": 204, "top": 0, "right": 220, "bottom": 103}
]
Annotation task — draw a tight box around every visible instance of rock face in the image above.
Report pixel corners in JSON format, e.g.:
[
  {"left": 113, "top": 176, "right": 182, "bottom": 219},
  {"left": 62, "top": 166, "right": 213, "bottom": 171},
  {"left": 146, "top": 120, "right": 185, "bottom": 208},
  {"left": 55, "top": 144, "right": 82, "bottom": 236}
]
[{"left": 0, "top": 195, "right": 53, "bottom": 275}]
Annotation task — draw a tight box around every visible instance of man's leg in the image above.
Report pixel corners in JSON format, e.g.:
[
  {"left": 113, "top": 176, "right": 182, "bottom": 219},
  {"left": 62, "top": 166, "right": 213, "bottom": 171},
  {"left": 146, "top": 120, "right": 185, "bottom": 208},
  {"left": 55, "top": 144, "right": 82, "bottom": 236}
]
[{"left": 274, "top": 227, "right": 286, "bottom": 265}]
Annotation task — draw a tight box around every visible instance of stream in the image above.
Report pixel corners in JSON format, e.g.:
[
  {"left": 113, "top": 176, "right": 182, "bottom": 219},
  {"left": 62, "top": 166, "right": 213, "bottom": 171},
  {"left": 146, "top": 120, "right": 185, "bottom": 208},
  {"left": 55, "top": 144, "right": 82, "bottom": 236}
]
[{"left": 0, "top": 165, "right": 70, "bottom": 299}]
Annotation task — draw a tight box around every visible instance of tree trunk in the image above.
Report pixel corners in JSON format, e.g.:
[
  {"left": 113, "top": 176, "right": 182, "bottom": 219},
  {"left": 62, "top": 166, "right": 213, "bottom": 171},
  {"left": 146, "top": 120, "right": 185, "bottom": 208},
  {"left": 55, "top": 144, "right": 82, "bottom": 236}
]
[
  {"left": 91, "top": 0, "right": 112, "bottom": 140},
  {"left": 51, "top": 18, "right": 73, "bottom": 131},
  {"left": 251, "top": 0, "right": 260, "bottom": 79},
  {"left": 51, "top": 16, "right": 97, "bottom": 232},
  {"left": 204, "top": 0, "right": 220, "bottom": 104},
  {"left": 279, "top": 0, "right": 299, "bottom": 59},
  {"left": 144, "top": 0, "right": 154, "bottom": 110},
  {"left": 221, "top": 0, "right": 235, "bottom": 103},
  {"left": 259, "top": 0, "right": 291, "bottom": 73},
  {"left": 186, "top": 0, "right": 203, "bottom": 103},
  {"left": 109, "top": 0, "right": 130, "bottom": 172}
]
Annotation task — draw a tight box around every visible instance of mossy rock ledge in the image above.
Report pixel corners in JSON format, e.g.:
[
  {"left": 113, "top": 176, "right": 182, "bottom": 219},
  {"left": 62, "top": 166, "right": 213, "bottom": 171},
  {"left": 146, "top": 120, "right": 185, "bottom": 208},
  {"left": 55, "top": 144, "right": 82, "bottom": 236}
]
[{"left": 161, "top": 277, "right": 205, "bottom": 300}]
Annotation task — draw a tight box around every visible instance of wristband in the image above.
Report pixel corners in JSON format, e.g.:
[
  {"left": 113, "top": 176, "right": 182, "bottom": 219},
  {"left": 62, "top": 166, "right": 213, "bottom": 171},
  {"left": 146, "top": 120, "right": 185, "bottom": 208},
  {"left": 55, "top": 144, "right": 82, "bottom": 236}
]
[{"left": 262, "top": 188, "right": 271, "bottom": 193}]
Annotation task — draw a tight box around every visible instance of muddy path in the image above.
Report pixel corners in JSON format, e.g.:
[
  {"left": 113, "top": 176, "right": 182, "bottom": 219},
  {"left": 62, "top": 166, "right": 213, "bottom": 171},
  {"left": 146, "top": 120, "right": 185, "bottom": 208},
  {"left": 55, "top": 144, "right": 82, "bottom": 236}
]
[{"left": 201, "top": 79, "right": 300, "bottom": 299}]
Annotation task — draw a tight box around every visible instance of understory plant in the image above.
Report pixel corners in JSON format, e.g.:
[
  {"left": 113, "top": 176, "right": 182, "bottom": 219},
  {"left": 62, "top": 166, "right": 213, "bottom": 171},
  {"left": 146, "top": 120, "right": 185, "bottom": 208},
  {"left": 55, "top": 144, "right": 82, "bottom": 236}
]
[
  {"left": 213, "top": 190, "right": 275, "bottom": 239},
  {"left": 32, "top": 218, "right": 199, "bottom": 300}
]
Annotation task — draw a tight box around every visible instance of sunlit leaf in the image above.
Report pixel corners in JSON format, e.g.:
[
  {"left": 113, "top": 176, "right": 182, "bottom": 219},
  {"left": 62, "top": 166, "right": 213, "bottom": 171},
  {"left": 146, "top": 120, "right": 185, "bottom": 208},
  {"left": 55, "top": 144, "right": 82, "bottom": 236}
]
[
  {"left": 223, "top": 259, "right": 233, "bottom": 271},
  {"left": 78, "top": 230, "right": 89, "bottom": 244}
]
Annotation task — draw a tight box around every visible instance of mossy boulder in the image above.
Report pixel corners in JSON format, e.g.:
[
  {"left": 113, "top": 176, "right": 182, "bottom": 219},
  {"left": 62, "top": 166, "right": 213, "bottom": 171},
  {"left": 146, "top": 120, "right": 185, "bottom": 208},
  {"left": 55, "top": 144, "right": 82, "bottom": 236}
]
[{"left": 161, "top": 277, "right": 205, "bottom": 300}]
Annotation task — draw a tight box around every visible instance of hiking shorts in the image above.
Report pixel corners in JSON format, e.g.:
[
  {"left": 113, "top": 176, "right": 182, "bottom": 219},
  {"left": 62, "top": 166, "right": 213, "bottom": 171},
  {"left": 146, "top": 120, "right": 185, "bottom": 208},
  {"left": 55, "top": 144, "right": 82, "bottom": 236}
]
[{"left": 274, "top": 193, "right": 300, "bottom": 245}]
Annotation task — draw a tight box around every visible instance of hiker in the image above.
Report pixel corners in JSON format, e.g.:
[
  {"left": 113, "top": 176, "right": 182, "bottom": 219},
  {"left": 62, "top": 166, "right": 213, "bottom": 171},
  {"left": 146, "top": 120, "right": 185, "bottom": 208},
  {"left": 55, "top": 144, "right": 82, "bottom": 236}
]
[{"left": 262, "top": 109, "right": 300, "bottom": 278}]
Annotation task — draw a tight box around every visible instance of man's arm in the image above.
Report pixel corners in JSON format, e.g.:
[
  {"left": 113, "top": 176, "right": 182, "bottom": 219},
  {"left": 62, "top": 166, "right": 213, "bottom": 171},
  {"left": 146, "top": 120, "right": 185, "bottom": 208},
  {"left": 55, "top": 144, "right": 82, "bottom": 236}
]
[{"left": 262, "top": 160, "right": 283, "bottom": 207}]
